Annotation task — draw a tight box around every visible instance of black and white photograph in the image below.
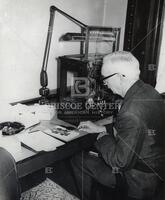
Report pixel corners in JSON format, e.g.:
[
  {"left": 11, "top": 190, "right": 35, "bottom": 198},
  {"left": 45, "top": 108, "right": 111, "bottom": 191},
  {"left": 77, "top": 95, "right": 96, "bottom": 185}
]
[{"left": 0, "top": 0, "right": 165, "bottom": 199}]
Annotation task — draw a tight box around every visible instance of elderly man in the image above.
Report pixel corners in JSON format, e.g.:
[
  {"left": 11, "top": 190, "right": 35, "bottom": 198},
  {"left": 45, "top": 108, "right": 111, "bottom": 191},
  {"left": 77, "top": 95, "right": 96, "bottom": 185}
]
[{"left": 71, "top": 51, "right": 164, "bottom": 200}]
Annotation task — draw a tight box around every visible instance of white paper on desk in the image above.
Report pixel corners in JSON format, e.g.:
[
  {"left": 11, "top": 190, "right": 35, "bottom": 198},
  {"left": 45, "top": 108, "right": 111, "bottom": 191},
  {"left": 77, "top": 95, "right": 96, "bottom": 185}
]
[
  {"left": 17, "top": 131, "right": 64, "bottom": 152},
  {"left": 15, "top": 114, "right": 40, "bottom": 129},
  {"left": 43, "top": 129, "right": 80, "bottom": 142},
  {"left": 0, "top": 102, "right": 40, "bottom": 129}
]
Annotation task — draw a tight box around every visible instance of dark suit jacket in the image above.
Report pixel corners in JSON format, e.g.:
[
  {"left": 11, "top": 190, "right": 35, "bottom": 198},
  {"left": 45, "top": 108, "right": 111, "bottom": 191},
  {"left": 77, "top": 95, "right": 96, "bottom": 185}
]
[{"left": 95, "top": 80, "right": 164, "bottom": 199}]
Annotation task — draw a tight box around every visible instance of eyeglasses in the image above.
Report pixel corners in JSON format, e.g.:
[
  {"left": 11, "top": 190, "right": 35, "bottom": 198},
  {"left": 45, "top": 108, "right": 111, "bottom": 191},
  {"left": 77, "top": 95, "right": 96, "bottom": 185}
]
[
  {"left": 102, "top": 73, "right": 125, "bottom": 85},
  {"left": 102, "top": 73, "right": 118, "bottom": 82}
]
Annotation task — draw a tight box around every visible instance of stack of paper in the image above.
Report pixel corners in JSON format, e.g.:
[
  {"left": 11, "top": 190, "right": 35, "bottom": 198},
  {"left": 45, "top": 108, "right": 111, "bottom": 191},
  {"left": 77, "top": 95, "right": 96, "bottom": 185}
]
[
  {"left": 15, "top": 114, "right": 40, "bottom": 129},
  {"left": 0, "top": 102, "right": 40, "bottom": 129},
  {"left": 17, "top": 131, "right": 64, "bottom": 152}
]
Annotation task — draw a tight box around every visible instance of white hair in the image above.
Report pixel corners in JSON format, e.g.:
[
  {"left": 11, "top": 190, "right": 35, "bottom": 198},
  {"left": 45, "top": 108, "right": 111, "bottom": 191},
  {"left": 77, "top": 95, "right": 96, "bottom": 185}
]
[{"left": 103, "top": 51, "right": 140, "bottom": 80}]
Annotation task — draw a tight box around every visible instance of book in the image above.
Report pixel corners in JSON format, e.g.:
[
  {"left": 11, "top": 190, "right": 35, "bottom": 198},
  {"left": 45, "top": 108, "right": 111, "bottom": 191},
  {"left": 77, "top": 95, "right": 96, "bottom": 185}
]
[{"left": 17, "top": 131, "right": 64, "bottom": 152}]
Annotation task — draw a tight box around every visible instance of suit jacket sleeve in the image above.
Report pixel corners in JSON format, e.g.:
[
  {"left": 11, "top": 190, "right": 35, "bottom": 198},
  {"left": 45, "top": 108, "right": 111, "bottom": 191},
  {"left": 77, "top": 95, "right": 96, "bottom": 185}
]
[{"left": 95, "top": 112, "right": 145, "bottom": 171}]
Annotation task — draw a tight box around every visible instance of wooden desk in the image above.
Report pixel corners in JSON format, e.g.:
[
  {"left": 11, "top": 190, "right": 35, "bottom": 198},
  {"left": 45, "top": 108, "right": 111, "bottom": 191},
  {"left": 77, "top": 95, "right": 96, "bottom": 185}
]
[
  {"left": 14, "top": 114, "right": 112, "bottom": 178},
  {"left": 15, "top": 118, "right": 94, "bottom": 178},
  {"left": 16, "top": 134, "right": 95, "bottom": 178}
]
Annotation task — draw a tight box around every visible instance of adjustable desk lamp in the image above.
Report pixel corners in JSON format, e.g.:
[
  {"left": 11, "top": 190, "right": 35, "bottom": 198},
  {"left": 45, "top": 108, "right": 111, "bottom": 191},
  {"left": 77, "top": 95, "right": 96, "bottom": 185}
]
[{"left": 39, "top": 6, "right": 87, "bottom": 104}]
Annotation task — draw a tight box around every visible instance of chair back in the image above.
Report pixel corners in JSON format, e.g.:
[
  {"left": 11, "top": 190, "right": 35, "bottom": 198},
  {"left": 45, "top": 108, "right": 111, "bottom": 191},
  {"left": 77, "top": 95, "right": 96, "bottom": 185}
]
[{"left": 0, "top": 147, "right": 20, "bottom": 200}]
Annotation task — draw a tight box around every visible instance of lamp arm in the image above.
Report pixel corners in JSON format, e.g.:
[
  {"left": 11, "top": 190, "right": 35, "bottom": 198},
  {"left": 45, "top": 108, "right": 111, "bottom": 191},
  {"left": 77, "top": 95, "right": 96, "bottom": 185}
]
[
  {"left": 41, "top": 7, "right": 56, "bottom": 73},
  {"left": 39, "top": 6, "right": 87, "bottom": 104},
  {"left": 50, "top": 6, "right": 87, "bottom": 28},
  {"left": 41, "top": 6, "right": 87, "bottom": 73},
  {"left": 39, "top": 7, "right": 56, "bottom": 104}
]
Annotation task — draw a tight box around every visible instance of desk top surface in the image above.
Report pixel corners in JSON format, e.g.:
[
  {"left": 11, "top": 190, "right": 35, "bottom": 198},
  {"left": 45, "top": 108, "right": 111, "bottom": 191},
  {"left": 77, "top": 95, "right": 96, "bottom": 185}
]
[
  {"left": 0, "top": 114, "right": 112, "bottom": 163},
  {"left": 0, "top": 116, "right": 78, "bottom": 162},
  {"left": 11, "top": 117, "right": 87, "bottom": 162}
]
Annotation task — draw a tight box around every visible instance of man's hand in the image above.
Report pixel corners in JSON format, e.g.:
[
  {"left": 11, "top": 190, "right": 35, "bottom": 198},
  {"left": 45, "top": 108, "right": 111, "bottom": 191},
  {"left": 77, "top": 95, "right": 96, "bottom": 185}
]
[{"left": 78, "top": 121, "right": 106, "bottom": 134}]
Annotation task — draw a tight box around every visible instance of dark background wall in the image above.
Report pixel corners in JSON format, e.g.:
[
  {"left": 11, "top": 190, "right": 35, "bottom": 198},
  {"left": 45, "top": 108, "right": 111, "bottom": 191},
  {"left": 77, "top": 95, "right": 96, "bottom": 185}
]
[{"left": 124, "top": 0, "right": 164, "bottom": 87}]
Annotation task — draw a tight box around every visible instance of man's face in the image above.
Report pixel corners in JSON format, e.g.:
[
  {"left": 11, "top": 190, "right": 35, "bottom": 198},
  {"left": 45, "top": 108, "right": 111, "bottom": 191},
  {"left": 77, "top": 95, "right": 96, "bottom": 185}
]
[{"left": 101, "top": 62, "right": 124, "bottom": 95}]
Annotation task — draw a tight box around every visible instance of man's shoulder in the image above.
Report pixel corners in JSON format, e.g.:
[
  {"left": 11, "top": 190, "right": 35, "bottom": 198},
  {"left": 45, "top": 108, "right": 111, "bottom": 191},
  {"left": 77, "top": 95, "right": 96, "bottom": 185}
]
[
  {"left": 128, "top": 81, "right": 162, "bottom": 107},
  {"left": 121, "top": 82, "right": 162, "bottom": 114},
  {"left": 135, "top": 81, "right": 160, "bottom": 98}
]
